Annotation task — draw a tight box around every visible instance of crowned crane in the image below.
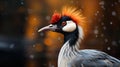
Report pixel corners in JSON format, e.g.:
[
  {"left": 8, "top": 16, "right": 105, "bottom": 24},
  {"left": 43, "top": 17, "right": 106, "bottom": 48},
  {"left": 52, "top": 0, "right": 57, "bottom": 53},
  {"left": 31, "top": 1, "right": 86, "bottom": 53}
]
[{"left": 38, "top": 7, "right": 120, "bottom": 67}]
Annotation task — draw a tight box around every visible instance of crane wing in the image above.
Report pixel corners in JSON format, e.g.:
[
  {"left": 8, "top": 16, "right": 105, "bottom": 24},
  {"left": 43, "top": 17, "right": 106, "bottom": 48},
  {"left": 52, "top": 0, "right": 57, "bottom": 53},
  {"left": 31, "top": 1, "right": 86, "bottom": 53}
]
[{"left": 70, "top": 50, "right": 120, "bottom": 67}]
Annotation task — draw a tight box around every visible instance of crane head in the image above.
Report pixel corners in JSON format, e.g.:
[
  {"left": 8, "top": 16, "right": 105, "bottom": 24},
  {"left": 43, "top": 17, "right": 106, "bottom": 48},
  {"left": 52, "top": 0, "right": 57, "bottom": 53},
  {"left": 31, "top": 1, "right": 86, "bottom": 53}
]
[{"left": 38, "top": 6, "right": 86, "bottom": 35}]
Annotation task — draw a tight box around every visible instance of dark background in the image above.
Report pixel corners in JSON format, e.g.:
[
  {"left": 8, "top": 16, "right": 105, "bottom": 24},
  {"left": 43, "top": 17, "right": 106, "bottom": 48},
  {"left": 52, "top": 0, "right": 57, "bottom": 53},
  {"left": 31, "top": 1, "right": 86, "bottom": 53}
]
[{"left": 0, "top": 0, "right": 120, "bottom": 67}]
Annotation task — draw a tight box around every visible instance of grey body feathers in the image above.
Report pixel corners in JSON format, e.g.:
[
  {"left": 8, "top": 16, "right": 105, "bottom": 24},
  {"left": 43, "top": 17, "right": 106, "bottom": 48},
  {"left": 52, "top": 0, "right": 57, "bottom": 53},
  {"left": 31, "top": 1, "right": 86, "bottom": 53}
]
[{"left": 70, "top": 49, "right": 120, "bottom": 67}]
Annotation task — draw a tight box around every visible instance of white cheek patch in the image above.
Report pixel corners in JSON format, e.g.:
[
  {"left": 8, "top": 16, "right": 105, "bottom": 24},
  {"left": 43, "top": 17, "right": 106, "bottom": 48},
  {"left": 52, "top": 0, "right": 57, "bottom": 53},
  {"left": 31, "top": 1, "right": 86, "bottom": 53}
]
[{"left": 62, "top": 21, "right": 76, "bottom": 32}]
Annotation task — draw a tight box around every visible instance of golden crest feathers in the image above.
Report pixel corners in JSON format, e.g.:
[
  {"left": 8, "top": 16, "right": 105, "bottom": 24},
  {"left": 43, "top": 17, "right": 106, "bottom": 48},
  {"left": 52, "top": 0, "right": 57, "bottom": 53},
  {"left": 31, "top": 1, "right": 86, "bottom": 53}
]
[{"left": 62, "top": 6, "right": 85, "bottom": 24}]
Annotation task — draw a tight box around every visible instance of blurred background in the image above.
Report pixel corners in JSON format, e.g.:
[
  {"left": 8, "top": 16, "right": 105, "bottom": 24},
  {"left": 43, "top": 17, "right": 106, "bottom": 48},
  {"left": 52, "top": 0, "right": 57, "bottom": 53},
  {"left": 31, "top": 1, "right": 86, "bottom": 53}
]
[{"left": 0, "top": 0, "right": 120, "bottom": 67}]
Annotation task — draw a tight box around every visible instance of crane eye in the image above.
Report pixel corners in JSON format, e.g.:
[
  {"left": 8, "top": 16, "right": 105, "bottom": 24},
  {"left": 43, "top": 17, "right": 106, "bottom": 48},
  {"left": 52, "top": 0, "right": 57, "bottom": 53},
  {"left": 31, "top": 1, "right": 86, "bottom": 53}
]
[{"left": 61, "top": 22, "right": 67, "bottom": 26}]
